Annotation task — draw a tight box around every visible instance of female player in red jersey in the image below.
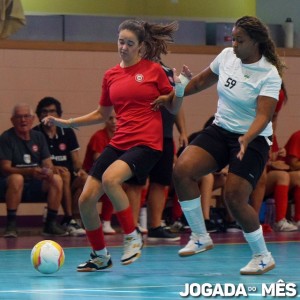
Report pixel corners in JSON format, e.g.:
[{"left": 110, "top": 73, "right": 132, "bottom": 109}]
[{"left": 43, "top": 19, "right": 186, "bottom": 272}]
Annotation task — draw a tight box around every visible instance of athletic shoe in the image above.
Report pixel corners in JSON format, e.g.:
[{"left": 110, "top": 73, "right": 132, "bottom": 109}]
[
  {"left": 273, "top": 219, "right": 298, "bottom": 232},
  {"left": 63, "top": 219, "right": 86, "bottom": 236},
  {"left": 160, "top": 220, "right": 170, "bottom": 230},
  {"left": 4, "top": 222, "right": 18, "bottom": 238},
  {"left": 102, "top": 221, "right": 116, "bottom": 235},
  {"left": 178, "top": 232, "right": 214, "bottom": 256},
  {"left": 77, "top": 251, "right": 113, "bottom": 272},
  {"left": 42, "top": 221, "right": 69, "bottom": 236},
  {"left": 121, "top": 228, "right": 143, "bottom": 265},
  {"left": 296, "top": 220, "right": 300, "bottom": 230},
  {"left": 170, "top": 220, "right": 185, "bottom": 233},
  {"left": 147, "top": 226, "right": 180, "bottom": 241},
  {"left": 226, "top": 221, "right": 242, "bottom": 233},
  {"left": 240, "top": 252, "right": 275, "bottom": 275},
  {"left": 205, "top": 220, "right": 218, "bottom": 233}
]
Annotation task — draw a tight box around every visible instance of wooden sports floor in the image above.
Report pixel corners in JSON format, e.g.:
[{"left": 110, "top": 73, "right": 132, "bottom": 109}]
[{"left": 0, "top": 230, "right": 299, "bottom": 300}]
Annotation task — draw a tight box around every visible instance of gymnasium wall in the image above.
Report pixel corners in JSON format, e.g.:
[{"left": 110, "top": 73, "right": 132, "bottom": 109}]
[{"left": 0, "top": 44, "right": 299, "bottom": 159}]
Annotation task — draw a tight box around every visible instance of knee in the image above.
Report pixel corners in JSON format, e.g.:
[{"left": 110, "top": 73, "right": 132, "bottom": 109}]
[
  {"left": 102, "top": 172, "right": 120, "bottom": 194},
  {"left": 59, "top": 170, "right": 71, "bottom": 184},
  {"left": 6, "top": 174, "right": 24, "bottom": 191},
  {"left": 52, "top": 174, "right": 63, "bottom": 190},
  {"left": 278, "top": 172, "right": 290, "bottom": 186},
  {"left": 173, "top": 160, "right": 189, "bottom": 184},
  {"left": 223, "top": 188, "right": 243, "bottom": 213}
]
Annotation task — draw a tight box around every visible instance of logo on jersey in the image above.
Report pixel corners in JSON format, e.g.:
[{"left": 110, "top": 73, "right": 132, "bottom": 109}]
[
  {"left": 32, "top": 145, "right": 39, "bottom": 152},
  {"left": 59, "top": 143, "right": 67, "bottom": 151},
  {"left": 135, "top": 74, "right": 144, "bottom": 82},
  {"left": 24, "top": 154, "right": 31, "bottom": 164}
]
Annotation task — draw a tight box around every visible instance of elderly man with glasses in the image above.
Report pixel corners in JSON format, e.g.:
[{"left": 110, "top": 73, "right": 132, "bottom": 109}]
[{"left": 0, "top": 103, "right": 67, "bottom": 238}]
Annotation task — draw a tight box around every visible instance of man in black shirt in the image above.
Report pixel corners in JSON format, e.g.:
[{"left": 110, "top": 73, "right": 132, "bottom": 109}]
[
  {"left": 0, "top": 103, "right": 67, "bottom": 238},
  {"left": 34, "top": 97, "right": 86, "bottom": 236}
]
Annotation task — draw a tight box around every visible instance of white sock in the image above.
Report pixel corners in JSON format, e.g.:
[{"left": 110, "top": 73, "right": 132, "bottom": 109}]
[
  {"left": 94, "top": 247, "right": 108, "bottom": 256},
  {"left": 127, "top": 229, "right": 138, "bottom": 237},
  {"left": 180, "top": 197, "right": 208, "bottom": 237},
  {"left": 243, "top": 225, "right": 269, "bottom": 256}
]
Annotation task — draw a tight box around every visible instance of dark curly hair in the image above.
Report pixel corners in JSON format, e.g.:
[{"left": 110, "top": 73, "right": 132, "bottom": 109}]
[{"left": 235, "top": 16, "right": 286, "bottom": 77}]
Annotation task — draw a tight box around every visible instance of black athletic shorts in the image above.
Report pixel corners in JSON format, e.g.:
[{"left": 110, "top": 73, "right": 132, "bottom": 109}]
[
  {"left": 190, "top": 124, "right": 272, "bottom": 188},
  {"left": 90, "top": 145, "right": 162, "bottom": 186},
  {"left": 148, "top": 137, "right": 174, "bottom": 186},
  {"left": 0, "top": 177, "right": 46, "bottom": 202}
]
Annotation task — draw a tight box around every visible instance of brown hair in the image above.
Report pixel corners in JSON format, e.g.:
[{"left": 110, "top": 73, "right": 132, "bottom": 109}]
[{"left": 118, "top": 19, "right": 178, "bottom": 61}]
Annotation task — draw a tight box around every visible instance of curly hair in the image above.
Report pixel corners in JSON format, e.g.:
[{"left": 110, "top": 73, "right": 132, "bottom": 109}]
[
  {"left": 118, "top": 19, "right": 178, "bottom": 61},
  {"left": 235, "top": 16, "right": 286, "bottom": 77}
]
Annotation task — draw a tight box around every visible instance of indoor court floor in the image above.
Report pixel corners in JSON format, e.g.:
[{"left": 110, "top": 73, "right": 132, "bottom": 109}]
[{"left": 0, "top": 230, "right": 299, "bottom": 300}]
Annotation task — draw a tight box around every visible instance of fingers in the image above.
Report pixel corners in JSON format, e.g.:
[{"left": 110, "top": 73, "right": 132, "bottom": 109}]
[{"left": 181, "top": 64, "right": 193, "bottom": 80}]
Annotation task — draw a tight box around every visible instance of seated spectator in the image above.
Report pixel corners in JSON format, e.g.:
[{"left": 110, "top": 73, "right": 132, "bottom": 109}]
[
  {"left": 285, "top": 130, "right": 300, "bottom": 228},
  {"left": 34, "top": 97, "right": 86, "bottom": 236},
  {"left": 264, "top": 135, "right": 298, "bottom": 231},
  {"left": 0, "top": 103, "right": 67, "bottom": 238},
  {"left": 82, "top": 111, "right": 117, "bottom": 234}
]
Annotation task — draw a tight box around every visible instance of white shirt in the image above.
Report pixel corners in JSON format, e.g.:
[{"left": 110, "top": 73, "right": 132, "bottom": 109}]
[{"left": 210, "top": 47, "right": 282, "bottom": 136}]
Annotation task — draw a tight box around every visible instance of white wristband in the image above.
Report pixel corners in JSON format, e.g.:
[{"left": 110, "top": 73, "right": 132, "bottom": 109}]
[
  {"left": 178, "top": 73, "right": 190, "bottom": 88},
  {"left": 175, "top": 82, "right": 185, "bottom": 97}
]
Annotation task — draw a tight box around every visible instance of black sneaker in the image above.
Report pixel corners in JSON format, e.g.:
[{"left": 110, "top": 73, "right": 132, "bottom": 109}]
[
  {"left": 42, "top": 221, "right": 69, "bottom": 236},
  {"left": 77, "top": 251, "right": 113, "bottom": 272},
  {"left": 226, "top": 221, "right": 242, "bottom": 233},
  {"left": 205, "top": 220, "right": 218, "bottom": 233},
  {"left": 4, "top": 222, "right": 18, "bottom": 238},
  {"left": 147, "top": 226, "right": 180, "bottom": 241}
]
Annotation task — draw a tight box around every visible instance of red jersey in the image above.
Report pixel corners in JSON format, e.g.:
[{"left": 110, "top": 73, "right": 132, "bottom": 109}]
[
  {"left": 275, "top": 88, "right": 285, "bottom": 113},
  {"left": 82, "top": 128, "right": 111, "bottom": 172},
  {"left": 285, "top": 130, "right": 300, "bottom": 159},
  {"left": 100, "top": 59, "right": 173, "bottom": 151}
]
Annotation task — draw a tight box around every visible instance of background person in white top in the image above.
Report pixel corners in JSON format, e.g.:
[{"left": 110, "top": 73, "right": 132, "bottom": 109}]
[{"left": 153, "top": 16, "right": 284, "bottom": 275}]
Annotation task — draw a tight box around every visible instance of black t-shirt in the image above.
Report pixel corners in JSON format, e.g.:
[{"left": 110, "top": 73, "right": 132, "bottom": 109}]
[
  {"left": 0, "top": 128, "right": 51, "bottom": 168},
  {"left": 33, "top": 125, "right": 80, "bottom": 172}
]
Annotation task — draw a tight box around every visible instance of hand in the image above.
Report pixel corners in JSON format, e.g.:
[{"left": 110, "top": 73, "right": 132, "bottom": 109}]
[
  {"left": 180, "top": 64, "right": 193, "bottom": 80},
  {"left": 277, "top": 147, "right": 287, "bottom": 158},
  {"left": 75, "top": 168, "right": 88, "bottom": 178},
  {"left": 178, "top": 134, "right": 188, "bottom": 148},
  {"left": 32, "top": 167, "right": 53, "bottom": 180},
  {"left": 269, "top": 160, "right": 290, "bottom": 171},
  {"left": 151, "top": 93, "right": 174, "bottom": 111},
  {"left": 237, "top": 135, "right": 249, "bottom": 161},
  {"left": 53, "top": 166, "right": 69, "bottom": 175},
  {"left": 42, "top": 116, "right": 74, "bottom": 129}
]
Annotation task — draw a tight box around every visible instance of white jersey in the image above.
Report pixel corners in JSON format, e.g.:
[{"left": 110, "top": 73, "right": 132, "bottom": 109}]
[{"left": 210, "top": 47, "right": 281, "bottom": 136}]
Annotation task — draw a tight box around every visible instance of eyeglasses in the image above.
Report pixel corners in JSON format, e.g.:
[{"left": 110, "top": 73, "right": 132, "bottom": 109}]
[
  {"left": 13, "top": 114, "right": 34, "bottom": 120},
  {"left": 41, "top": 109, "right": 57, "bottom": 114}
]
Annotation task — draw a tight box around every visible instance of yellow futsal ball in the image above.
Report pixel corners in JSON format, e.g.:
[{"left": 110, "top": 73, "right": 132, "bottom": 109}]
[{"left": 31, "top": 240, "right": 65, "bottom": 274}]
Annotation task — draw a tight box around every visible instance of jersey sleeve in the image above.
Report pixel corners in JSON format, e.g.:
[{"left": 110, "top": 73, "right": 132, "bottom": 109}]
[
  {"left": 100, "top": 71, "right": 113, "bottom": 106},
  {"left": 285, "top": 131, "right": 300, "bottom": 159},
  {"left": 156, "top": 64, "right": 173, "bottom": 95},
  {"left": 259, "top": 70, "right": 282, "bottom": 100},
  {"left": 0, "top": 133, "right": 12, "bottom": 161}
]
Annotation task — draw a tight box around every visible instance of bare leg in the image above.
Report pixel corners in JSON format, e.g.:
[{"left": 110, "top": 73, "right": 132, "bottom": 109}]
[{"left": 147, "top": 182, "right": 167, "bottom": 228}]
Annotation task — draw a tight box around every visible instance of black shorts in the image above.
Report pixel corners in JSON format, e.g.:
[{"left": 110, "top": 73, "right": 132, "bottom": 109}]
[
  {"left": 90, "top": 145, "right": 162, "bottom": 186},
  {"left": 148, "top": 137, "right": 174, "bottom": 186},
  {"left": 190, "top": 124, "right": 272, "bottom": 188},
  {"left": 0, "top": 177, "right": 46, "bottom": 202}
]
